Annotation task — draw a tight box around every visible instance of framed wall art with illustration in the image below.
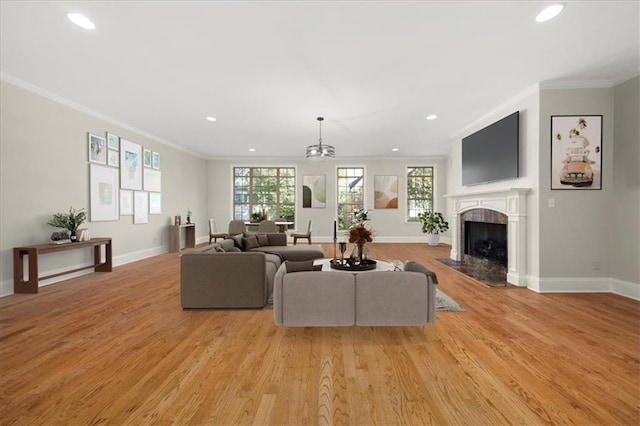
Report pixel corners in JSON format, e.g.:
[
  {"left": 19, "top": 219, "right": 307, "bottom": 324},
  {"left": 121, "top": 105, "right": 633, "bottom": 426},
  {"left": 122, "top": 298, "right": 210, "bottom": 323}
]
[
  {"left": 107, "top": 132, "right": 119, "bottom": 150},
  {"left": 149, "top": 192, "right": 162, "bottom": 215},
  {"left": 120, "top": 138, "right": 143, "bottom": 190},
  {"left": 88, "top": 133, "right": 106, "bottom": 164},
  {"left": 302, "top": 175, "right": 326, "bottom": 208},
  {"left": 551, "top": 115, "right": 602, "bottom": 190},
  {"left": 90, "top": 164, "right": 119, "bottom": 221},
  {"left": 134, "top": 191, "right": 149, "bottom": 224},
  {"left": 120, "top": 189, "right": 133, "bottom": 215},
  {"left": 374, "top": 175, "right": 399, "bottom": 209}
]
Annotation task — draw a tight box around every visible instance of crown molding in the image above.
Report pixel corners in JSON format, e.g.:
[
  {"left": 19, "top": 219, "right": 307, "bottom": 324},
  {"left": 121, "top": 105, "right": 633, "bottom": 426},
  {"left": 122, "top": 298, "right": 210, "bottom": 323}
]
[
  {"left": 450, "top": 83, "right": 540, "bottom": 140},
  {"left": 0, "top": 72, "right": 207, "bottom": 159}
]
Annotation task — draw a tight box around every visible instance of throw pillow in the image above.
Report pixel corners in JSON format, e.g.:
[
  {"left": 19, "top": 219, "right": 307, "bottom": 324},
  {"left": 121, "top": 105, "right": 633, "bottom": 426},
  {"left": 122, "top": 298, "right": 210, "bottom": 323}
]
[
  {"left": 285, "top": 260, "right": 315, "bottom": 273},
  {"left": 229, "top": 234, "right": 244, "bottom": 251},
  {"left": 214, "top": 246, "right": 226, "bottom": 252},
  {"left": 227, "top": 247, "right": 241, "bottom": 252},
  {"left": 242, "top": 235, "right": 260, "bottom": 250},
  {"left": 256, "top": 233, "right": 269, "bottom": 246},
  {"left": 404, "top": 260, "right": 439, "bottom": 284}
]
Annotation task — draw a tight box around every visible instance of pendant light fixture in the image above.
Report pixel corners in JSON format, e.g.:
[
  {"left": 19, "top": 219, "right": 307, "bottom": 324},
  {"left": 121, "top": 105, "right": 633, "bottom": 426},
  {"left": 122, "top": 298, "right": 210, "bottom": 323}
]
[{"left": 306, "top": 116, "right": 335, "bottom": 160}]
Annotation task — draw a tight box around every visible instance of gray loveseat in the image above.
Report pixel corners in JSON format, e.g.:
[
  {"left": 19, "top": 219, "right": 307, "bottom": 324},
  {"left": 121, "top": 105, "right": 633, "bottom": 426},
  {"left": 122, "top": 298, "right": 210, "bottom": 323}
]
[
  {"left": 273, "top": 262, "right": 436, "bottom": 328},
  {"left": 181, "top": 233, "right": 324, "bottom": 309}
]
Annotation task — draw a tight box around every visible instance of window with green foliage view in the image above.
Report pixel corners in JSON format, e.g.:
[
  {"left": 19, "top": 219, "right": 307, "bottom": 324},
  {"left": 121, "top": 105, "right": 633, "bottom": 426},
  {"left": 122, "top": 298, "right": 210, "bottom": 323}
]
[
  {"left": 233, "top": 167, "right": 295, "bottom": 226},
  {"left": 337, "top": 167, "right": 364, "bottom": 230},
  {"left": 407, "top": 166, "right": 434, "bottom": 221}
]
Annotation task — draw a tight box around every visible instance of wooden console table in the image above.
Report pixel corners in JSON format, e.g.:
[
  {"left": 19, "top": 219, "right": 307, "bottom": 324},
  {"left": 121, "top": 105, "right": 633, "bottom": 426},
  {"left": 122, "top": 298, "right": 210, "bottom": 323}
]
[
  {"left": 169, "top": 224, "right": 196, "bottom": 253},
  {"left": 13, "top": 238, "right": 113, "bottom": 294}
]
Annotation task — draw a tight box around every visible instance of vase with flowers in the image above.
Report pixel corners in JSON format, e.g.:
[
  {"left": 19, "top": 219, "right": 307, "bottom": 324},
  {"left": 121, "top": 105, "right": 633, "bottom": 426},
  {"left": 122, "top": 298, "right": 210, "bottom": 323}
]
[{"left": 348, "top": 208, "right": 373, "bottom": 262}]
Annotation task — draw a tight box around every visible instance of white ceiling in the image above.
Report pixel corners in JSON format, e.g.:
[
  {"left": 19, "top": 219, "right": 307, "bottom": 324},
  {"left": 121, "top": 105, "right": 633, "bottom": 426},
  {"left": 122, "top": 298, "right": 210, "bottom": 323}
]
[{"left": 1, "top": 1, "right": 638, "bottom": 160}]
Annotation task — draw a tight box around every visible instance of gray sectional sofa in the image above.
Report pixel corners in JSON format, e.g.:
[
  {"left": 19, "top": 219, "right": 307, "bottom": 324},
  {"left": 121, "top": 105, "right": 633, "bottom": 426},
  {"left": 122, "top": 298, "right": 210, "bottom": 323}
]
[
  {"left": 273, "top": 262, "right": 436, "bottom": 328},
  {"left": 181, "top": 233, "right": 324, "bottom": 309}
]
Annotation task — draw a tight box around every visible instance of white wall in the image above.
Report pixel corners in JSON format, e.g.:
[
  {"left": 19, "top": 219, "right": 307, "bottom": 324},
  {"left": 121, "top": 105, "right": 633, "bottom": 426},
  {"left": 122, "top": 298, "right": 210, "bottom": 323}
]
[
  {"left": 446, "top": 79, "right": 639, "bottom": 299},
  {"left": 445, "top": 87, "right": 541, "bottom": 280},
  {"left": 207, "top": 157, "right": 449, "bottom": 242},
  {"left": 538, "top": 87, "right": 614, "bottom": 283},
  {"left": 612, "top": 76, "right": 640, "bottom": 291},
  {"left": 0, "top": 81, "right": 208, "bottom": 296}
]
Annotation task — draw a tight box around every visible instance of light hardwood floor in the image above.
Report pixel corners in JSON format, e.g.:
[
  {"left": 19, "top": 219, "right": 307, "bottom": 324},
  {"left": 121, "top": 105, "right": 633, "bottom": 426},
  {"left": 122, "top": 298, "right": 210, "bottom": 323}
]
[{"left": 1, "top": 243, "right": 638, "bottom": 425}]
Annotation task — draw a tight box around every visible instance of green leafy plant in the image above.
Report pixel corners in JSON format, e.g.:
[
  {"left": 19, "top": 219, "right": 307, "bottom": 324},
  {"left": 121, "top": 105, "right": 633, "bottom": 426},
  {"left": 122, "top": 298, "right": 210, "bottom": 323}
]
[
  {"left": 47, "top": 206, "right": 87, "bottom": 234},
  {"left": 417, "top": 211, "right": 449, "bottom": 235}
]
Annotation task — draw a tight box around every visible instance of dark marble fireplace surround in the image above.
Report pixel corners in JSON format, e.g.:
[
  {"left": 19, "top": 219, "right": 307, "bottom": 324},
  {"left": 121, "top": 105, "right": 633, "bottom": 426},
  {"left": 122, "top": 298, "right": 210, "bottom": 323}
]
[{"left": 458, "top": 208, "right": 508, "bottom": 285}]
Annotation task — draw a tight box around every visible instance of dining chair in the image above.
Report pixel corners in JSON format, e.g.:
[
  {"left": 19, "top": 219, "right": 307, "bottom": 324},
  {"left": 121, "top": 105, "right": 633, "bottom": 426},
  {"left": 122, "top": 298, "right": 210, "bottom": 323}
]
[
  {"left": 209, "top": 219, "right": 228, "bottom": 243},
  {"left": 228, "top": 220, "right": 246, "bottom": 236},
  {"left": 258, "top": 220, "right": 277, "bottom": 233},
  {"left": 292, "top": 220, "right": 312, "bottom": 245}
]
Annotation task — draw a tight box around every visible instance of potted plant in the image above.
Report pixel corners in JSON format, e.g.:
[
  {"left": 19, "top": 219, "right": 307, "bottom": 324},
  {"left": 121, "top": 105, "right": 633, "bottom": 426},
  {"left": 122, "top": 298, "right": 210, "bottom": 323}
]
[
  {"left": 47, "top": 206, "right": 87, "bottom": 242},
  {"left": 417, "top": 211, "right": 449, "bottom": 246}
]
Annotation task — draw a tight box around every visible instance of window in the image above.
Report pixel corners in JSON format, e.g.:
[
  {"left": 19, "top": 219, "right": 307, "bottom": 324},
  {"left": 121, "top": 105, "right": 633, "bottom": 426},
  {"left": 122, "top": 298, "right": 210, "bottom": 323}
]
[
  {"left": 406, "top": 166, "right": 434, "bottom": 221},
  {"left": 233, "top": 167, "right": 295, "bottom": 226},
  {"left": 337, "top": 167, "right": 364, "bottom": 230}
]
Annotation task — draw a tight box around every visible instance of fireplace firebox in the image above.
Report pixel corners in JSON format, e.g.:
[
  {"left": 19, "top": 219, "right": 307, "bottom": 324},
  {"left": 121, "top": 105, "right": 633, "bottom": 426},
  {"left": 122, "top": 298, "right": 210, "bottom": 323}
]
[{"left": 464, "top": 221, "right": 507, "bottom": 266}]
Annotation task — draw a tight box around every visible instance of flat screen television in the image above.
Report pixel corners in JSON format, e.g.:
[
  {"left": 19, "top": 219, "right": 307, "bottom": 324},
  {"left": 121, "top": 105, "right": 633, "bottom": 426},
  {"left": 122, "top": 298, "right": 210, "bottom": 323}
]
[{"left": 462, "top": 111, "right": 519, "bottom": 186}]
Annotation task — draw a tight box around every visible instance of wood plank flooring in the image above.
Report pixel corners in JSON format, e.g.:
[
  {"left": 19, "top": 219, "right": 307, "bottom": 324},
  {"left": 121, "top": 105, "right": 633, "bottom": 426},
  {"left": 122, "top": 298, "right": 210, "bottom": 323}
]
[{"left": 1, "top": 243, "right": 638, "bottom": 425}]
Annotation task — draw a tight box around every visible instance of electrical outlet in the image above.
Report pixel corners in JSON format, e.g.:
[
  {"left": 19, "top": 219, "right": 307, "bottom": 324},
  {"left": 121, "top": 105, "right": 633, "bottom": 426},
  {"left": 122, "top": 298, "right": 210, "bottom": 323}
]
[{"left": 548, "top": 198, "right": 555, "bottom": 208}]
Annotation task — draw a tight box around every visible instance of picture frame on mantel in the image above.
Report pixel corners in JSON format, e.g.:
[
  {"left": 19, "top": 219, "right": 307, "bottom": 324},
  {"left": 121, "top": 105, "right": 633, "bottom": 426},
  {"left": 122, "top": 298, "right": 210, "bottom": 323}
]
[{"left": 550, "top": 115, "right": 603, "bottom": 190}]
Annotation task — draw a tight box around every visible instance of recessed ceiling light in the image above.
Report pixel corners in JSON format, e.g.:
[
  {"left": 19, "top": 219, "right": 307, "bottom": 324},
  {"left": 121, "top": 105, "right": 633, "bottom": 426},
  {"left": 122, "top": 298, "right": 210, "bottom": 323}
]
[
  {"left": 536, "top": 4, "right": 564, "bottom": 22},
  {"left": 67, "top": 13, "right": 95, "bottom": 30},
  {"left": 426, "top": 114, "right": 437, "bottom": 120},
  {"left": 206, "top": 116, "right": 217, "bottom": 122},
  {"left": 249, "top": 148, "right": 256, "bottom": 152},
  {"left": 392, "top": 148, "right": 400, "bottom": 152}
]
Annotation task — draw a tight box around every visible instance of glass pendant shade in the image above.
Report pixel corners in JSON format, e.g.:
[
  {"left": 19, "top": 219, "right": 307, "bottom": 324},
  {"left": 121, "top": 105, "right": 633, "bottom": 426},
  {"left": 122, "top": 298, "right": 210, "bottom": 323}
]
[{"left": 306, "top": 116, "right": 335, "bottom": 160}]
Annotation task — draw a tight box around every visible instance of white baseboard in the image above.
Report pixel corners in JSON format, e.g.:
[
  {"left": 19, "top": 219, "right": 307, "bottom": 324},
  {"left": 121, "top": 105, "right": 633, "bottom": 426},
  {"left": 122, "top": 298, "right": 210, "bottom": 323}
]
[
  {"left": 610, "top": 278, "right": 640, "bottom": 301},
  {"left": 0, "top": 244, "right": 168, "bottom": 298},
  {"left": 298, "top": 236, "right": 453, "bottom": 244},
  {"left": 528, "top": 276, "right": 640, "bottom": 301}
]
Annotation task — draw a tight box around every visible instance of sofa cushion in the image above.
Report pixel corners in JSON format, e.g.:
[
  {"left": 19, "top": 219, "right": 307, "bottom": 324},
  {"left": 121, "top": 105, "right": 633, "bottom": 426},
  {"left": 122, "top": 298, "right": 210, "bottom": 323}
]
[
  {"left": 355, "top": 272, "right": 430, "bottom": 326},
  {"left": 267, "top": 233, "right": 287, "bottom": 246},
  {"left": 220, "top": 239, "right": 236, "bottom": 251},
  {"left": 285, "top": 260, "right": 319, "bottom": 273},
  {"left": 256, "top": 233, "right": 270, "bottom": 246},
  {"left": 243, "top": 235, "right": 260, "bottom": 250},
  {"left": 403, "top": 261, "right": 439, "bottom": 284},
  {"left": 229, "top": 234, "right": 244, "bottom": 251},
  {"left": 279, "top": 271, "right": 356, "bottom": 326},
  {"left": 250, "top": 245, "right": 324, "bottom": 261}
]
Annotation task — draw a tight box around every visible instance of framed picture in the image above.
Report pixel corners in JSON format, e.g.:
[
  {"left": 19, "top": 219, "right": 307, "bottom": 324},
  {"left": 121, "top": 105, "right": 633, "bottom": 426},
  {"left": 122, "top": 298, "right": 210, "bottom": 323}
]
[
  {"left": 143, "top": 168, "right": 161, "bottom": 192},
  {"left": 134, "top": 191, "right": 149, "bottom": 224},
  {"left": 90, "top": 164, "right": 119, "bottom": 221},
  {"left": 374, "top": 175, "right": 399, "bottom": 209},
  {"left": 107, "top": 149, "right": 119, "bottom": 167},
  {"left": 302, "top": 175, "right": 326, "bottom": 208},
  {"left": 107, "top": 132, "right": 119, "bottom": 150},
  {"left": 152, "top": 151, "right": 160, "bottom": 169},
  {"left": 120, "top": 138, "right": 142, "bottom": 190},
  {"left": 120, "top": 189, "right": 133, "bottom": 215},
  {"left": 88, "top": 133, "right": 106, "bottom": 164},
  {"left": 149, "top": 192, "right": 162, "bottom": 214},
  {"left": 551, "top": 115, "right": 603, "bottom": 190},
  {"left": 143, "top": 149, "right": 152, "bottom": 168}
]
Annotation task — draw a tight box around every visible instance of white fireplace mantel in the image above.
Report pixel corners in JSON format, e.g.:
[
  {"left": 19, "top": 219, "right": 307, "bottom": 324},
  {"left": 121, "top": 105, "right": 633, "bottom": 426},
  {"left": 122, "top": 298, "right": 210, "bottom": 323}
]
[{"left": 444, "top": 188, "right": 531, "bottom": 286}]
